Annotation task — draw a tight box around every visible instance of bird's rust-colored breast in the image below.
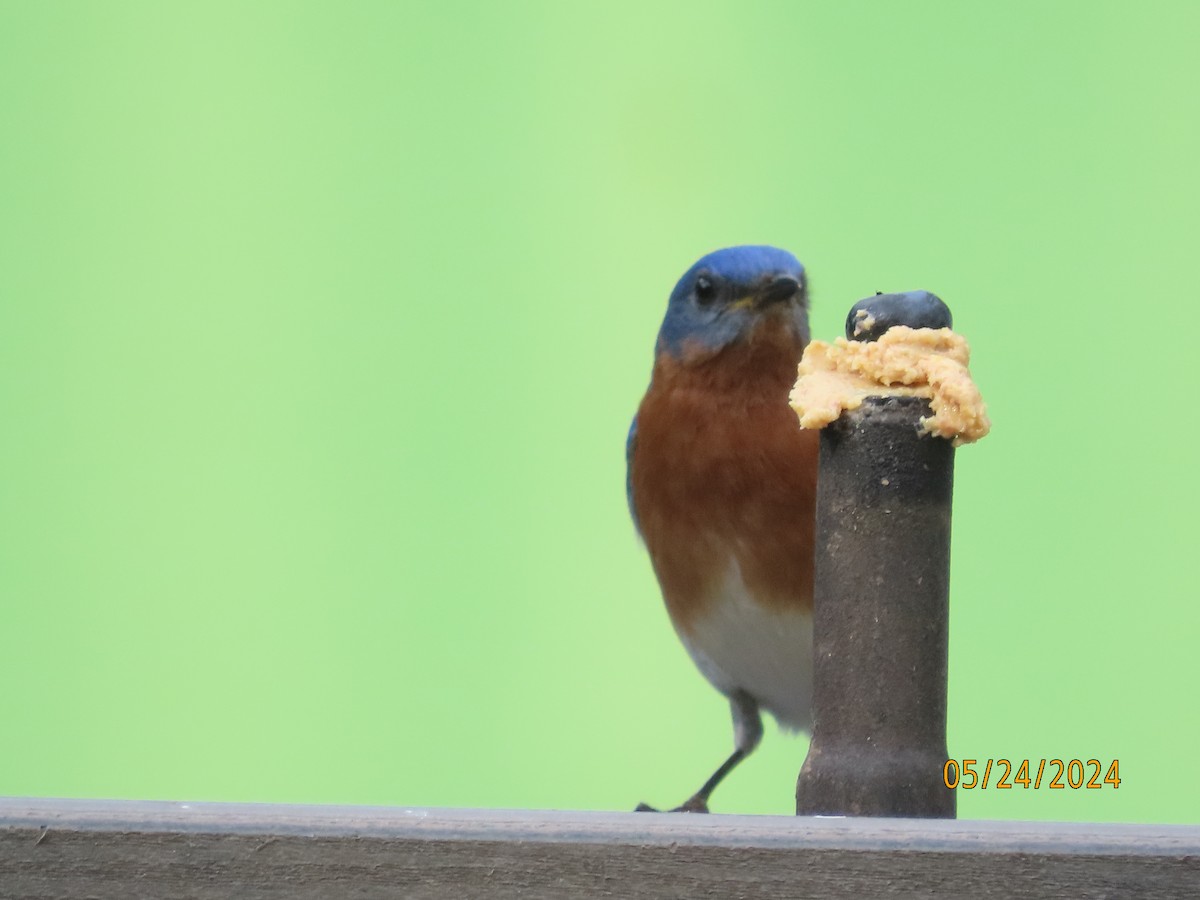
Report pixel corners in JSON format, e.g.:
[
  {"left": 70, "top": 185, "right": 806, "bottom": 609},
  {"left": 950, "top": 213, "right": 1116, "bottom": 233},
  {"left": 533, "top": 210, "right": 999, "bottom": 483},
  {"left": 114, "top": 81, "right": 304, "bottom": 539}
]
[{"left": 631, "top": 324, "right": 818, "bottom": 633}]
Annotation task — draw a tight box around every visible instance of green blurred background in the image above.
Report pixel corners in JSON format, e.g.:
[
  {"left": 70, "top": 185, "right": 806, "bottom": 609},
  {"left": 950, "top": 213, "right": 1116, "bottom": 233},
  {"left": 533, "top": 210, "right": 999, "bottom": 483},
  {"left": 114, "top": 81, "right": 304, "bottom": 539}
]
[{"left": 2, "top": 1, "right": 1196, "bottom": 824}]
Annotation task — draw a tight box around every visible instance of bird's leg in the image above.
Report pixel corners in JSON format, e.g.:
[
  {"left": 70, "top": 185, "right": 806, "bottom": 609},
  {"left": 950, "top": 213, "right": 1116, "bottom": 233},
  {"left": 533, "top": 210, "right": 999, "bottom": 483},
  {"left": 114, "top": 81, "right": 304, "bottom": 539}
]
[
  {"left": 675, "top": 691, "right": 763, "bottom": 812},
  {"left": 670, "top": 746, "right": 750, "bottom": 813},
  {"left": 637, "top": 690, "right": 763, "bottom": 813}
]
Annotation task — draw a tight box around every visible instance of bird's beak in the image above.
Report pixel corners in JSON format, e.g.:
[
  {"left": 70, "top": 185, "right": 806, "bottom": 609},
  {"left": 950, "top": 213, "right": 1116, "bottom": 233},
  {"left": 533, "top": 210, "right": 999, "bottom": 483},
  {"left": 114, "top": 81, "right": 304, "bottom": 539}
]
[{"left": 755, "top": 274, "right": 802, "bottom": 308}]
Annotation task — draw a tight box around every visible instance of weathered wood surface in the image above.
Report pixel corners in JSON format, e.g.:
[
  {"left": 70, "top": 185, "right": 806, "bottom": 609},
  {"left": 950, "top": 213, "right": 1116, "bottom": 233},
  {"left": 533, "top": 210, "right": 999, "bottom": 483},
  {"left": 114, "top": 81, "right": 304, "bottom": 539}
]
[{"left": 2, "top": 797, "right": 1197, "bottom": 899}]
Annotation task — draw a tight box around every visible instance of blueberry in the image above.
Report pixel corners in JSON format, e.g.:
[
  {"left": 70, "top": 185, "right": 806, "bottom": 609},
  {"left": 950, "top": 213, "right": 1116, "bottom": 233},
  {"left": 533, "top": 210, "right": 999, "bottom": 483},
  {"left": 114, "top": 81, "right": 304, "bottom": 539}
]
[{"left": 845, "top": 291, "right": 953, "bottom": 342}]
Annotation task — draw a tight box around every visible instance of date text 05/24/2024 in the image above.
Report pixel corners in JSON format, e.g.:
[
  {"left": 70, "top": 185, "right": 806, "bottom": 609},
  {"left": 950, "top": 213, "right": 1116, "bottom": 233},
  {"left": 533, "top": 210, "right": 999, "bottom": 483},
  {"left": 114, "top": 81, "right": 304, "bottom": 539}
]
[{"left": 944, "top": 759, "right": 1121, "bottom": 790}]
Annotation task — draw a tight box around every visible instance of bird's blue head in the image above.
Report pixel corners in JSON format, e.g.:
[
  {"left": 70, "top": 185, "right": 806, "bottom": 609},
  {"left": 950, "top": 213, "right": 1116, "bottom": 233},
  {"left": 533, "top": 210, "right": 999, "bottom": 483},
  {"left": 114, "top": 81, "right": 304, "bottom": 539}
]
[{"left": 656, "top": 245, "right": 809, "bottom": 363}]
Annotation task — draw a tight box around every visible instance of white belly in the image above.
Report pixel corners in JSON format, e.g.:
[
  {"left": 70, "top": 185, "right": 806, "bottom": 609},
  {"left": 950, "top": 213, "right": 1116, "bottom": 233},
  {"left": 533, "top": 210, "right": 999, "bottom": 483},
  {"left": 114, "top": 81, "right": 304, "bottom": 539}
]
[{"left": 676, "top": 561, "right": 813, "bottom": 731}]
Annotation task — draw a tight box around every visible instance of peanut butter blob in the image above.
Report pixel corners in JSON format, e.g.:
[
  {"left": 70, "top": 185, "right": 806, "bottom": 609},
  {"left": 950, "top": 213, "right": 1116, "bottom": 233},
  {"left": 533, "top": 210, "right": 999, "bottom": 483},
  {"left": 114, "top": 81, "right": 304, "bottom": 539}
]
[{"left": 789, "top": 326, "right": 990, "bottom": 446}]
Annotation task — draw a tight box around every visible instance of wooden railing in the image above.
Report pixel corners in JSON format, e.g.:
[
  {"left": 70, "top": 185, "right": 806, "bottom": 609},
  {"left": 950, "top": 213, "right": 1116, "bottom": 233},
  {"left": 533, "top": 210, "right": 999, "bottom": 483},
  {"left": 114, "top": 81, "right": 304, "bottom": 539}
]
[{"left": 2, "top": 797, "right": 1198, "bottom": 898}]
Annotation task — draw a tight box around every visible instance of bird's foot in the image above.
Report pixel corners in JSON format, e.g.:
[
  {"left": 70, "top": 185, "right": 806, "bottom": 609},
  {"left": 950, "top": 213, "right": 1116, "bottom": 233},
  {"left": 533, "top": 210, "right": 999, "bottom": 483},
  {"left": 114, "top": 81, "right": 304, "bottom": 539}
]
[{"left": 633, "top": 795, "right": 710, "bottom": 814}]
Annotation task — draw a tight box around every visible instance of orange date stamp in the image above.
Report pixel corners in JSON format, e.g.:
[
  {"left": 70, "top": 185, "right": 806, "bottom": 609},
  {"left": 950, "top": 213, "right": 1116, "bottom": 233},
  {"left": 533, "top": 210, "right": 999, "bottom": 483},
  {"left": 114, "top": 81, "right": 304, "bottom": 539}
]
[{"left": 943, "top": 758, "right": 1121, "bottom": 790}]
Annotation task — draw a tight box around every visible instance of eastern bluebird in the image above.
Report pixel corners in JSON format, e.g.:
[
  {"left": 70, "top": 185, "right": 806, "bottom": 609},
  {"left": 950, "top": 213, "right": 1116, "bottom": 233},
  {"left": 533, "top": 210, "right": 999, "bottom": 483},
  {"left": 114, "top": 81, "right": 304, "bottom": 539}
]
[{"left": 627, "top": 245, "right": 818, "bottom": 813}]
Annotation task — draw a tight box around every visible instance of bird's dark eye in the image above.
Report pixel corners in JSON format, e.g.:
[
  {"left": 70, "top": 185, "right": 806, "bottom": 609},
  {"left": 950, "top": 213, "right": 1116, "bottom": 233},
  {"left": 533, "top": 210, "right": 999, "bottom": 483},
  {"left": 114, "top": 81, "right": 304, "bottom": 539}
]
[{"left": 695, "top": 275, "right": 717, "bottom": 304}]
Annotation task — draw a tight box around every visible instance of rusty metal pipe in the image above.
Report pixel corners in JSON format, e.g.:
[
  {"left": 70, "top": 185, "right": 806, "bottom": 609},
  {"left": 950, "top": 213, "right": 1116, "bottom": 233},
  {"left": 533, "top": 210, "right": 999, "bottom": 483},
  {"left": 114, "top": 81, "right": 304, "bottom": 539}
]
[{"left": 795, "top": 293, "right": 958, "bottom": 818}]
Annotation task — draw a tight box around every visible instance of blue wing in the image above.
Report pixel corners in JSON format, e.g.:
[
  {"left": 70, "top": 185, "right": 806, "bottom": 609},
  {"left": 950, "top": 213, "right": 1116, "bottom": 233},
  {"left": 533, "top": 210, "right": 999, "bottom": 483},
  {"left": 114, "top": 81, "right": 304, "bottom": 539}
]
[{"left": 626, "top": 414, "right": 640, "bottom": 534}]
